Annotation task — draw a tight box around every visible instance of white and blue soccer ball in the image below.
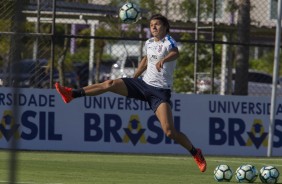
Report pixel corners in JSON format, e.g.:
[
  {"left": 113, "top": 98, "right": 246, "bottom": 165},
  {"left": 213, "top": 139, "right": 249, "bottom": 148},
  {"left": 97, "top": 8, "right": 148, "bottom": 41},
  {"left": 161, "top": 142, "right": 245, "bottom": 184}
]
[
  {"left": 235, "top": 164, "right": 258, "bottom": 183},
  {"left": 119, "top": 2, "right": 140, "bottom": 23},
  {"left": 247, "top": 164, "right": 258, "bottom": 182},
  {"left": 214, "top": 164, "right": 233, "bottom": 182},
  {"left": 259, "top": 166, "right": 280, "bottom": 184}
]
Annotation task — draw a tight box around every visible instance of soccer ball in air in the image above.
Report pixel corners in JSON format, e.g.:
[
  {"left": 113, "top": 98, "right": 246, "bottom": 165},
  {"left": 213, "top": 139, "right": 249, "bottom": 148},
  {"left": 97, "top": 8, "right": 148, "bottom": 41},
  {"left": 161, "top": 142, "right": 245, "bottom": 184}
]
[
  {"left": 119, "top": 2, "right": 140, "bottom": 23},
  {"left": 235, "top": 164, "right": 258, "bottom": 183},
  {"left": 259, "top": 166, "right": 280, "bottom": 183},
  {"left": 214, "top": 164, "right": 233, "bottom": 182}
]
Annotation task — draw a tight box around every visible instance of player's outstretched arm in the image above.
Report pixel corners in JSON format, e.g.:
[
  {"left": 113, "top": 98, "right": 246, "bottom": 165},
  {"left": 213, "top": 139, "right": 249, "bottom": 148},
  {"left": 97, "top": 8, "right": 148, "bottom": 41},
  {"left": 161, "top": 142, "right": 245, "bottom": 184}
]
[
  {"left": 156, "top": 48, "right": 179, "bottom": 72},
  {"left": 133, "top": 56, "right": 147, "bottom": 78}
]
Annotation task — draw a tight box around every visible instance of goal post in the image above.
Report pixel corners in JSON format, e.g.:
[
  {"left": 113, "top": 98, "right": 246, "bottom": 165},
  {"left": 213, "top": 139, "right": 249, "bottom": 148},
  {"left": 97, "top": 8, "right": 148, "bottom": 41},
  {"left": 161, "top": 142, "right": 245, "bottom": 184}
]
[{"left": 268, "top": 0, "right": 282, "bottom": 157}]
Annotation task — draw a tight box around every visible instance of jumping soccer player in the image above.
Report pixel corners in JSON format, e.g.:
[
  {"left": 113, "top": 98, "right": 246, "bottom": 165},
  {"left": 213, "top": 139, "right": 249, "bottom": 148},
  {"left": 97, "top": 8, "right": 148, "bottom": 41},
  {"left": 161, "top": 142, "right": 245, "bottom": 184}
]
[{"left": 55, "top": 13, "right": 207, "bottom": 172}]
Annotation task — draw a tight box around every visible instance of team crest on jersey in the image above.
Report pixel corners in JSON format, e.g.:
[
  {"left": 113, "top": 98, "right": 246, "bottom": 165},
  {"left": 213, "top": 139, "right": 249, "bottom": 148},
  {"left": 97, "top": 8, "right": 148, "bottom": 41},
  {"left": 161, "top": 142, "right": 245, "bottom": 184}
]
[{"left": 158, "top": 45, "right": 163, "bottom": 53}]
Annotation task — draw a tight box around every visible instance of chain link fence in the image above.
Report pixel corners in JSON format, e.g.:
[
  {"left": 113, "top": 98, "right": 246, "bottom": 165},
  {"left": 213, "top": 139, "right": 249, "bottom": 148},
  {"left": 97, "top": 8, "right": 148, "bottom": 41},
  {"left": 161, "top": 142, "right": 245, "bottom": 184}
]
[{"left": 0, "top": 0, "right": 281, "bottom": 96}]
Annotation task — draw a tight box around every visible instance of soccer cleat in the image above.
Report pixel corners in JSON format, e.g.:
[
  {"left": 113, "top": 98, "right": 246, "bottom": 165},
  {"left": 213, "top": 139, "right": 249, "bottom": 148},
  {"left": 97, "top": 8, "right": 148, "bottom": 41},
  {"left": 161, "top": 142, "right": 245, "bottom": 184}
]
[
  {"left": 193, "top": 148, "right": 207, "bottom": 172},
  {"left": 55, "top": 82, "right": 73, "bottom": 103}
]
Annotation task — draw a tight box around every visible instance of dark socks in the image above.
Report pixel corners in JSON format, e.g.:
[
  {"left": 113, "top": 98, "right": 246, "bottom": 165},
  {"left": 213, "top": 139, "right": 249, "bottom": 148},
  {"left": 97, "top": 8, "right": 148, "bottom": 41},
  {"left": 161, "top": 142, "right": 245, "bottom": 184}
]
[
  {"left": 72, "top": 88, "right": 86, "bottom": 98},
  {"left": 190, "top": 145, "right": 197, "bottom": 156}
]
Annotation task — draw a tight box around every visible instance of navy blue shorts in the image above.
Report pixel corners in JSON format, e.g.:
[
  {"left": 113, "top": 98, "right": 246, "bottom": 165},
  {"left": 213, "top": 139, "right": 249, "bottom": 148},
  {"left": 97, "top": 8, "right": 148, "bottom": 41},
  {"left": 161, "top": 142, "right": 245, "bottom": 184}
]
[{"left": 121, "top": 78, "right": 172, "bottom": 112}]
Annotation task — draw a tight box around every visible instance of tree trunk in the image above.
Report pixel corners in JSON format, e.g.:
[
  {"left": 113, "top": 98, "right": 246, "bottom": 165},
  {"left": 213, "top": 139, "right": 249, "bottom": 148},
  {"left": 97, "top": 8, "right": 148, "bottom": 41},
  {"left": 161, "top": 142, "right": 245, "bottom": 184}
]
[
  {"left": 9, "top": 0, "right": 24, "bottom": 87},
  {"left": 95, "top": 51, "right": 101, "bottom": 84},
  {"left": 234, "top": 0, "right": 250, "bottom": 95},
  {"left": 57, "top": 24, "right": 69, "bottom": 86},
  {"left": 94, "top": 40, "right": 105, "bottom": 84}
]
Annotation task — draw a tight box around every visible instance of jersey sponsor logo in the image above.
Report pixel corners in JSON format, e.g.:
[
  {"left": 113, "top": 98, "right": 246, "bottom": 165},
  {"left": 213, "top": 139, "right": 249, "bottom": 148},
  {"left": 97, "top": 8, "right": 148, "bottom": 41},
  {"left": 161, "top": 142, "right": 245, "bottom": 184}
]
[{"left": 151, "top": 55, "right": 157, "bottom": 60}]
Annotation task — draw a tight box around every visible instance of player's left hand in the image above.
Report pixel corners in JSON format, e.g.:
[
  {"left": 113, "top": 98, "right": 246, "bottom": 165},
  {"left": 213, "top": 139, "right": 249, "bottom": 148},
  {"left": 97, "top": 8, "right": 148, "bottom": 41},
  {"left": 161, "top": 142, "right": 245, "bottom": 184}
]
[{"left": 156, "top": 60, "right": 165, "bottom": 72}]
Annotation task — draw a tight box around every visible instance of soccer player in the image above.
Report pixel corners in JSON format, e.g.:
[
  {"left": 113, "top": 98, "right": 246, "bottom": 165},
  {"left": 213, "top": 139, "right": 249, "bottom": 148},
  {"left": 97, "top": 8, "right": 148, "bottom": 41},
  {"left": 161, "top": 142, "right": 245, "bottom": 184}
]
[{"left": 55, "top": 14, "right": 207, "bottom": 172}]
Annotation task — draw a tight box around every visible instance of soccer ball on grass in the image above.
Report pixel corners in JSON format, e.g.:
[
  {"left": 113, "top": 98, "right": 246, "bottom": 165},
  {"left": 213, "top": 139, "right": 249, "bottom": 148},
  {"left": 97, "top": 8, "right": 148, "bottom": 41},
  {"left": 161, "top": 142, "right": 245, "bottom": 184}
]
[
  {"left": 119, "top": 2, "right": 140, "bottom": 23},
  {"left": 235, "top": 164, "right": 258, "bottom": 183},
  {"left": 259, "top": 166, "right": 280, "bottom": 183},
  {"left": 214, "top": 164, "right": 233, "bottom": 182}
]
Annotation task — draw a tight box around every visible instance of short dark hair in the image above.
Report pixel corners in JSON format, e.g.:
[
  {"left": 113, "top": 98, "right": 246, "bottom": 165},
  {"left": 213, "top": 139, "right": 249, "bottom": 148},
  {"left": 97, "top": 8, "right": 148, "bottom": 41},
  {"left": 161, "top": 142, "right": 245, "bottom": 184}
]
[{"left": 149, "top": 14, "right": 170, "bottom": 33}]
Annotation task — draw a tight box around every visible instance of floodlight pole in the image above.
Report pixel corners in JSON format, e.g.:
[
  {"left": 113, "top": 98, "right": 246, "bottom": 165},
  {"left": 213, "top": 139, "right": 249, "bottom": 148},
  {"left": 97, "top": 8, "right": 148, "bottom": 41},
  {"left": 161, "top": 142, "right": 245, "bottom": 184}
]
[
  {"left": 194, "top": 0, "right": 200, "bottom": 93},
  {"left": 268, "top": 0, "right": 282, "bottom": 157}
]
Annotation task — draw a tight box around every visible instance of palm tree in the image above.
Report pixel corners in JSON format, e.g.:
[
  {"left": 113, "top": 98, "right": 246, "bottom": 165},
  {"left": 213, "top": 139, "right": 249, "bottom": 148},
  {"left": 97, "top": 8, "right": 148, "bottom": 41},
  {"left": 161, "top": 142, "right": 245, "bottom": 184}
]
[{"left": 234, "top": 0, "right": 250, "bottom": 95}]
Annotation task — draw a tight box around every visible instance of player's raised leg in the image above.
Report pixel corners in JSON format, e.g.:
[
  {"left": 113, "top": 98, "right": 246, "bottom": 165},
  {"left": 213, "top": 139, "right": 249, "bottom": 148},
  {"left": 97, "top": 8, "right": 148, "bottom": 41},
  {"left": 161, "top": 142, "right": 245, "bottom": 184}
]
[
  {"left": 155, "top": 102, "right": 207, "bottom": 172},
  {"left": 55, "top": 79, "right": 128, "bottom": 103}
]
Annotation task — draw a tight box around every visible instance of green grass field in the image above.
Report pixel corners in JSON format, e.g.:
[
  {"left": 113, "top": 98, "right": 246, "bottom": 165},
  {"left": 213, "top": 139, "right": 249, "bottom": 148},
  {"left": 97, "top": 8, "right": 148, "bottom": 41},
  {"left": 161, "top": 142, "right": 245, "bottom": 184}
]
[{"left": 0, "top": 150, "right": 281, "bottom": 184}]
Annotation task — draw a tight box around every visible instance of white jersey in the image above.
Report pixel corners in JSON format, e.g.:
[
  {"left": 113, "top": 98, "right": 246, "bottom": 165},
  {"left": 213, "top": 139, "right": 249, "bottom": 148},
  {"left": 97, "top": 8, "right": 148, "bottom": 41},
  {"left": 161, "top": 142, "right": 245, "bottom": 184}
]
[{"left": 143, "top": 35, "right": 177, "bottom": 89}]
